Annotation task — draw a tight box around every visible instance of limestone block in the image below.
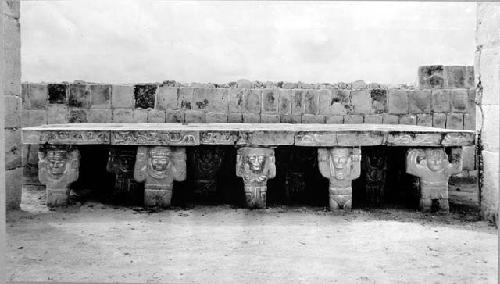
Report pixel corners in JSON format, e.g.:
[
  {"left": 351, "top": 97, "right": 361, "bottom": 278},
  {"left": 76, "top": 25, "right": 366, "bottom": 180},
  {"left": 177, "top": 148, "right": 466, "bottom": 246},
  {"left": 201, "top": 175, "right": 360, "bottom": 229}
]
[
  {"left": 5, "top": 95, "right": 21, "bottom": 127},
  {"left": 450, "top": 89, "right": 469, "bottom": 113},
  {"left": 147, "top": 109, "right": 166, "bottom": 123},
  {"left": 260, "top": 114, "right": 280, "bottom": 123},
  {"left": 369, "top": 89, "right": 387, "bottom": 114},
  {"left": 465, "top": 66, "right": 475, "bottom": 88},
  {"left": 156, "top": 86, "right": 178, "bottom": 110},
  {"left": 480, "top": 150, "right": 499, "bottom": 222},
  {"left": 26, "top": 84, "right": 48, "bottom": 110},
  {"left": 304, "top": 90, "right": 319, "bottom": 115},
  {"left": 206, "top": 112, "right": 228, "bottom": 123},
  {"left": 185, "top": 110, "right": 206, "bottom": 123},
  {"left": 22, "top": 109, "right": 47, "bottom": 127},
  {"left": 291, "top": 90, "right": 305, "bottom": 115},
  {"left": 364, "top": 114, "right": 383, "bottom": 124},
  {"left": 351, "top": 90, "right": 372, "bottom": 114},
  {"left": 5, "top": 128, "right": 21, "bottom": 170},
  {"left": 382, "top": 114, "right": 398, "bottom": 124},
  {"left": 432, "top": 113, "right": 447, "bottom": 128},
  {"left": 243, "top": 113, "right": 260, "bottom": 123},
  {"left": 416, "top": 114, "right": 433, "bottom": 127},
  {"left": 87, "top": 109, "right": 112, "bottom": 123},
  {"left": 228, "top": 88, "right": 247, "bottom": 113},
  {"left": 326, "top": 115, "right": 344, "bottom": 124},
  {"left": 409, "top": 90, "right": 431, "bottom": 113},
  {"left": 245, "top": 89, "right": 261, "bottom": 113},
  {"left": 112, "top": 109, "right": 135, "bottom": 123},
  {"left": 47, "top": 105, "right": 68, "bottom": 124},
  {"left": 48, "top": 84, "right": 68, "bottom": 104},
  {"left": 463, "top": 113, "right": 476, "bottom": 130},
  {"left": 432, "top": 89, "right": 451, "bottom": 113},
  {"left": 318, "top": 89, "right": 333, "bottom": 115},
  {"left": 462, "top": 145, "right": 476, "bottom": 171},
  {"left": 446, "top": 113, "right": 464, "bottom": 130},
  {"left": 480, "top": 105, "right": 499, "bottom": 152},
  {"left": 6, "top": 167, "right": 22, "bottom": 210},
  {"left": 90, "top": 84, "right": 111, "bottom": 109},
  {"left": 228, "top": 113, "right": 243, "bottom": 123},
  {"left": 302, "top": 114, "right": 325, "bottom": 124},
  {"left": 165, "top": 110, "right": 184, "bottom": 123},
  {"left": 444, "top": 66, "right": 467, "bottom": 88},
  {"left": 68, "top": 109, "right": 88, "bottom": 123},
  {"left": 387, "top": 89, "right": 409, "bottom": 114},
  {"left": 193, "top": 88, "right": 228, "bottom": 113},
  {"left": 134, "top": 84, "right": 157, "bottom": 109},
  {"left": 111, "top": 85, "right": 135, "bottom": 108},
  {"left": 280, "top": 114, "right": 302, "bottom": 124},
  {"left": 278, "top": 89, "right": 292, "bottom": 115},
  {"left": 261, "top": 89, "right": 279, "bottom": 114},
  {"left": 344, "top": 114, "right": 363, "bottom": 124},
  {"left": 399, "top": 114, "right": 416, "bottom": 125},
  {"left": 68, "top": 84, "right": 91, "bottom": 108},
  {"left": 418, "top": 65, "right": 445, "bottom": 89}
]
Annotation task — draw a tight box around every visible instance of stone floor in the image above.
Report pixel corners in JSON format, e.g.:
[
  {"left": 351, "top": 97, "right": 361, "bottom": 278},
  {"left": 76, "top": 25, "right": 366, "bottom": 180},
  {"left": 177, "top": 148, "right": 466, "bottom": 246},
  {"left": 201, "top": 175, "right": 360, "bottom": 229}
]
[{"left": 6, "top": 187, "right": 497, "bottom": 283}]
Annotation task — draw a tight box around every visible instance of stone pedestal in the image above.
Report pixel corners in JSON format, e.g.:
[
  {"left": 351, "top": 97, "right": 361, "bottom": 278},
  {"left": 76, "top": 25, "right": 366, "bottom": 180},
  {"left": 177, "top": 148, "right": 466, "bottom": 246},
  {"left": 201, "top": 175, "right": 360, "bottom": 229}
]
[
  {"left": 106, "top": 147, "right": 141, "bottom": 204},
  {"left": 318, "top": 147, "right": 361, "bottom": 211},
  {"left": 134, "top": 146, "right": 186, "bottom": 208},
  {"left": 236, "top": 147, "right": 276, "bottom": 209},
  {"left": 38, "top": 145, "right": 80, "bottom": 207},
  {"left": 406, "top": 148, "right": 462, "bottom": 212}
]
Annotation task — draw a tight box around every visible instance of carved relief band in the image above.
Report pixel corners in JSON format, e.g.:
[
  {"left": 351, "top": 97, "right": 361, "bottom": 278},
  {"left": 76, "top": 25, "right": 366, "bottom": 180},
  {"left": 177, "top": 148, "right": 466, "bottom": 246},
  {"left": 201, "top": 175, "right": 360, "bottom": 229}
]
[
  {"left": 236, "top": 147, "right": 276, "bottom": 208},
  {"left": 134, "top": 146, "right": 187, "bottom": 208},
  {"left": 106, "top": 147, "right": 141, "bottom": 204},
  {"left": 38, "top": 145, "right": 80, "bottom": 207},
  {"left": 318, "top": 147, "right": 361, "bottom": 211},
  {"left": 406, "top": 147, "right": 462, "bottom": 212},
  {"left": 113, "top": 131, "right": 198, "bottom": 146}
]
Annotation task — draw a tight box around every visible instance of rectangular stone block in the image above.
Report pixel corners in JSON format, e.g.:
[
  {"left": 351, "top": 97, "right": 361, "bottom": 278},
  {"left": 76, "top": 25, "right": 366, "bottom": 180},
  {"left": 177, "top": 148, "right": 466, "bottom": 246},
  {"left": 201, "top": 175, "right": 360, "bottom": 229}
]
[
  {"left": 463, "top": 113, "right": 476, "bottom": 130},
  {"left": 90, "top": 84, "right": 111, "bottom": 109},
  {"left": 364, "top": 114, "right": 383, "bottom": 124},
  {"left": 278, "top": 89, "right": 292, "bottom": 115},
  {"left": 450, "top": 89, "right": 469, "bottom": 113},
  {"left": 27, "top": 84, "right": 48, "bottom": 109},
  {"left": 261, "top": 89, "right": 279, "bottom": 114},
  {"left": 147, "top": 109, "right": 166, "bottom": 123},
  {"left": 206, "top": 112, "right": 228, "bottom": 123},
  {"left": 291, "top": 89, "right": 305, "bottom": 115},
  {"left": 178, "top": 88, "right": 194, "bottom": 110},
  {"left": 462, "top": 145, "right": 476, "bottom": 170},
  {"left": 318, "top": 89, "right": 333, "bottom": 115},
  {"left": 382, "top": 114, "right": 399, "bottom": 124},
  {"left": 68, "top": 108, "right": 88, "bottom": 123},
  {"left": 5, "top": 95, "right": 21, "bottom": 127},
  {"left": 344, "top": 114, "right": 363, "bottom": 124},
  {"left": 465, "top": 66, "right": 475, "bottom": 88},
  {"left": 185, "top": 110, "right": 206, "bottom": 123},
  {"left": 418, "top": 65, "right": 445, "bottom": 89},
  {"left": 280, "top": 114, "right": 302, "bottom": 123},
  {"left": 47, "top": 104, "right": 68, "bottom": 124},
  {"left": 68, "top": 84, "right": 91, "bottom": 108},
  {"left": 303, "top": 90, "right": 319, "bottom": 115},
  {"left": 112, "top": 85, "right": 135, "bottom": 108},
  {"left": 302, "top": 114, "right": 325, "bottom": 124},
  {"left": 260, "top": 114, "right": 280, "bottom": 123},
  {"left": 112, "top": 109, "right": 135, "bottom": 123},
  {"left": 87, "top": 109, "right": 112, "bottom": 123},
  {"left": 228, "top": 113, "right": 243, "bottom": 123},
  {"left": 5, "top": 128, "right": 21, "bottom": 170},
  {"left": 22, "top": 110, "right": 47, "bottom": 127},
  {"left": 229, "top": 88, "right": 246, "bottom": 113},
  {"left": 321, "top": 89, "right": 349, "bottom": 115},
  {"left": 444, "top": 66, "right": 467, "bottom": 88},
  {"left": 387, "top": 89, "right": 409, "bottom": 114},
  {"left": 326, "top": 115, "right": 344, "bottom": 124},
  {"left": 432, "top": 113, "right": 447, "bottom": 128},
  {"left": 193, "top": 88, "right": 229, "bottom": 113},
  {"left": 351, "top": 90, "right": 372, "bottom": 114},
  {"left": 399, "top": 114, "right": 416, "bottom": 125},
  {"left": 446, "top": 113, "right": 464, "bottom": 130},
  {"left": 243, "top": 113, "right": 260, "bottom": 123},
  {"left": 48, "top": 84, "right": 67, "bottom": 104},
  {"left": 416, "top": 114, "right": 432, "bottom": 127},
  {"left": 431, "top": 89, "right": 451, "bottom": 113},
  {"left": 165, "top": 110, "right": 184, "bottom": 123},
  {"left": 6, "top": 168, "right": 22, "bottom": 210},
  {"left": 156, "top": 86, "right": 178, "bottom": 110},
  {"left": 245, "top": 89, "right": 261, "bottom": 113},
  {"left": 409, "top": 90, "right": 431, "bottom": 113},
  {"left": 369, "top": 89, "right": 387, "bottom": 114}
]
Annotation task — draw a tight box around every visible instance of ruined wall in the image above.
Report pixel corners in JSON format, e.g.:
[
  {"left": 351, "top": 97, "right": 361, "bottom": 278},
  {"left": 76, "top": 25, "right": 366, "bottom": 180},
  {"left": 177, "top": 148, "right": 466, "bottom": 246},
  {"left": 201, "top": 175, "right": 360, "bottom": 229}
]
[
  {"left": 476, "top": 3, "right": 499, "bottom": 223},
  {"left": 3, "top": 0, "right": 22, "bottom": 210}
]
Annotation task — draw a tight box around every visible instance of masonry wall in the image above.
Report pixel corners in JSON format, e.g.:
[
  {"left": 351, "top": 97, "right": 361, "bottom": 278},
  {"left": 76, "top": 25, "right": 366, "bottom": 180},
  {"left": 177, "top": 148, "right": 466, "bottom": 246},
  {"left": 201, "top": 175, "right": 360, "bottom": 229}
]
[
  {"left": 3, "top": 0, "right": 22, "bottom": 210},
  {"left": 476, "top": 3, "right": 499, "bottom": 223}
]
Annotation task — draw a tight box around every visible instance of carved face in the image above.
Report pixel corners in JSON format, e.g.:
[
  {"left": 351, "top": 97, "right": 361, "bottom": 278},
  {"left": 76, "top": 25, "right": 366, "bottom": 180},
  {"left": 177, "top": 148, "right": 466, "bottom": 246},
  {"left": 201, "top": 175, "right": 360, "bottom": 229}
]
[
  {"left": 331, "top": 148, "right": 350, "bottom": 179},
  {"left": 151, "top": 155, "right": 170, "bottom": 172},
  {"left": 247, "top": 154, "right": 265, "bottom": 172},
  {"left": 46, "top": 151, "right": 67, "bottom": 178},
  {"left": 426, "top": 149, "right": 446, "bottom": 172}
]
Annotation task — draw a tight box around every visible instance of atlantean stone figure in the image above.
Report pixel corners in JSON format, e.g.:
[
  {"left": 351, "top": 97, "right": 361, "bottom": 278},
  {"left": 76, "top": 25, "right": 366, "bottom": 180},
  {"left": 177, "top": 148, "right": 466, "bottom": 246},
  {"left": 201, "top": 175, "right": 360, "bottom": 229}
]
[
  {"left": 236, "top": 147, "right": 276, "bottom": 208},
  {"left": 38, "top": 145, "right": 80, "bottom": 207},
  {"left": 134, "top": 146, "right": 186, "bottom": 207},
  {"left": 318, "top": 147, "right": 361, "bottom": 211},
  {"left": 406, "top": 148, "right": 462, "bottom": 212}
]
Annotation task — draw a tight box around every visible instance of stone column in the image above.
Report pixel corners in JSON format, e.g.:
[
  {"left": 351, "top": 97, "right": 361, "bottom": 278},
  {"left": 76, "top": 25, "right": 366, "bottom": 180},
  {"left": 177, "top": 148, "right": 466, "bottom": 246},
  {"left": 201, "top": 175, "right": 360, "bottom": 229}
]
[
  {"left": 106, "top": 147, "right": 140, "bottom": 204},
  {"left": 38, "top": 145, "right": 80, "bottom": 207},
  {"left": 318, "top": 147, "right": 361, "bottom": 211},
  {"left": 406, "top": 148, "right": 462, "bottom": 212},
  {"left": 236, "top": 147, "right": 276, "bottom": 209},
  {"left": 134, "top": 146, "right": 186, "bottom": 208}
]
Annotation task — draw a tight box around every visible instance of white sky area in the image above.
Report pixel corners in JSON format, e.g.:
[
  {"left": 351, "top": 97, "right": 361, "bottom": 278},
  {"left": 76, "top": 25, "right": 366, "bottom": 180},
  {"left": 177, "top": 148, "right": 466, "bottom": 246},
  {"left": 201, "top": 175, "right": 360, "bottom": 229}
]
[{"left": 21, "top": 1, "right": 476, "bottom": 85}]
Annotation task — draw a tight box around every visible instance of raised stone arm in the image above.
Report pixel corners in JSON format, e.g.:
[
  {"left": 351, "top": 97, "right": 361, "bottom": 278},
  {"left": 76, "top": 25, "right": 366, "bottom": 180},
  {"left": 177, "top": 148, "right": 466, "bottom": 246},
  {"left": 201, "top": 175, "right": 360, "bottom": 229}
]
[
  {"left": 350, "top": 148, "right": 362, "bottom": 180},
  {"left": 133, "top": 146, "right": 149, "bottom": 183},
  {"left": 405, "top": 148, "right": 427, "bottom": 177}
]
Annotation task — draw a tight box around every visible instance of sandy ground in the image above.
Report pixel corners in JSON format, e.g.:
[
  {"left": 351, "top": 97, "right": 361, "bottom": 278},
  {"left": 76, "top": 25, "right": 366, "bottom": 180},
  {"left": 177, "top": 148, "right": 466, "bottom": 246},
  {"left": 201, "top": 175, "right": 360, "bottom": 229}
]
[{"left": 6, "top": 187, "right": 498, "bottom": 283}]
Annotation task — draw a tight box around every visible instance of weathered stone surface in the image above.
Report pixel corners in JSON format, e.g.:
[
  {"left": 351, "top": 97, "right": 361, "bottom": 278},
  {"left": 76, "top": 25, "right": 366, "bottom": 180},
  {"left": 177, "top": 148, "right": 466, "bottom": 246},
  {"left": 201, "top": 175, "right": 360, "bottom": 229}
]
[
  {"left": 206, "top": 112, "right": 228, "bottom": 123},
  {"left": 398, "top": 114, "right": 416, "bottom": 125},
  {"left": 431, "top": 89, "right": 451, "bottom": 113},
  {"left": 351, "top": 90, "right": 371, "bottom": 114},
  {"left": 370, "top": 89, "right": 387, "bottom": 114},
  {"left": 302, "top": 114, "right": 325, "bottom": 124},
  {"left": 318, "top": 147, "right": 361, "bottom": 211},
  {"left": 245, "top": 89, "right": 261, "bottom": 113},
  {"left": 278, "top": 89, "right": 292, "bottom": 115},
  {"left": 280, "top": 114, "right": 302, "bottom": 124},
  {"left": 193, "top": 88, "right": 228, "bottom": 113},
  {"left": 416, "top": 114, "right": 433, "bottom": 127},
  {"left": 282, "top": 82, "right": 298, "bottom": 89},
  {"left": 462, "top": 145, "right": 476, "bottom": 171},
  {"left": 90, "top": 84, "right": 111, "bottom": 109},
  {"left": 481, "top": 150, "right": 499, "bottom": 221},
  {"left": 134, "top": 146, "right": 186, "bottom": 207},
  {"left": 446, "top": 113, "right": 464, "bottom": 130},
  {"left": 450, "top": 89, "right": 469, "bottom": 113},
  {"left": 291, "top": 90, "right": 305, "bottom": 115},
  {"left": 26, "top": 84, "right": 48, "bottom": 110},
  {"left": 68, "top": 109, "right": 88, "bottom": 123},
  {"left": 22, "top": 109, "right": 47, "bottom": 127},
  {"left": 406, "top": 148, "right": 462, "bottom": 212},
  {"left": 237, "top": 79, "right": 253, "bottom": 89},
  {"left": 364, "top": 114, "right": 383, "bottom": 124},
  {"left": 132, "top": 109, "right": 148, "bottom": 123},
  {"left": 444, "top": 66, "right": 467, "bottom": 88},
  {"left": 147, "top": 109, "right": 166, "bottom": 123},
  {"left": 387, "top": 90, "right": 409, "bottom": 114},
  {"left": 463, "top": 113, "right": 476, "bottom": 130},
  {"left": 87, "top": 109, "right": 112, "bottom": 123},
  {"left": 465, "top": 66, "right": 475, "bottom": 88},
  {"left": 134, "top": 84, "right": 157, "bottom": 109},
  {"left": 228, "top": 113, "right": 243, "bottom": 123},
  {"left": 351, "top": 80, "right": 367, "bottom": 89},
  {"left": 5, "top": 95, "right": 21, "bottom": 127},
  {"left": 344, "top": 115, "right": 363, "bottom": 124},
  {"left": 325, "top": 115, "right": 344, "bottom": 124},
  {"left": 409, "top": 90, "right": 431, "bottom": 113},
  {"left": 480, "top": 105, "right": 499, "bottom": 152},
  {"left": 48, "top": 84, "right": 67, "bottom": 104},
  {"left": 261, "top": 89, "right": 278, "bottom": 114},
  {"left": 185, "top": 110, "right": 206, "bottom": 123},
  {"left": 382, "top": 114, "right": 398, "bottom": 124},
  {"left": 111, "top": 85, "right": 135, "bottom": 108},
  {"left": 418, "top": 65, "right": 445, "bottom": 89},
  {"left": 5, "top": 128, "right": 21, "bottom": 170},
  {"left": 68, "top": 84, "right": 91, "bottom": 108},
  {"left": 228, "top": 88, "right": 246, "bottom": 113},
  {"left": 6, "top": 168, "right": 22, "bottom": 210},
  {"left": 47, "top": 105, "right": 68, "bottom": 124},
  {"left": 432, "top": 113, "right": 447, "bottom": 128},
  {"left": 243, "top": 113, "right": 260, "bottom": 123},
  {"left": 303, "top": 90, "right": 319, "bottom": 115},
  {"left": 156, "top": 86, "right": 178, "bottom": 110},
  {"left": 260, "top": 114, "right": 280, "bottom": 123},
  {"left": 38, "top": 145, "right": 80, "bottom": 207},
  {"left": 236, "top": 147, "right": 276, "bottom": 208},
  {"left": 165, "top": 110, "right": 184, "bottom": 123},
  {"left": 113, "top": 109, "right": 135, "bottom": 123}
]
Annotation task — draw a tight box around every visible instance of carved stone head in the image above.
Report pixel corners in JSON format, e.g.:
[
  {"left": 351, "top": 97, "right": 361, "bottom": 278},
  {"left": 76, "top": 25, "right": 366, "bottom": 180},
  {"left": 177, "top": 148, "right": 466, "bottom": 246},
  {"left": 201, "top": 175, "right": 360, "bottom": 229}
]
[
  {"left": 247, "top": 153, "right": 266, "bottom": 173},
  {"left": 425, "top": 148, "right": 447, "bottom": 172},
  {"left": 46, "top": 150, "right": 68, "bottom": 178},
  {"left": 148, "top": 147, "right": 171, "bottom": 178},
  {"left": 236, "top": 147, "right": 276, "bottom": 181},
  {"left": 330, "top": 148, "right": 351, "bottom": 180}
]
